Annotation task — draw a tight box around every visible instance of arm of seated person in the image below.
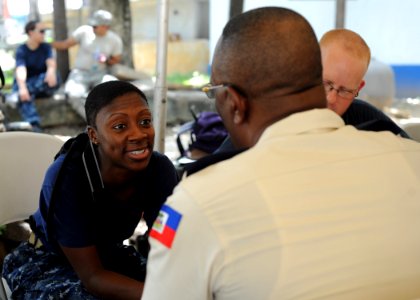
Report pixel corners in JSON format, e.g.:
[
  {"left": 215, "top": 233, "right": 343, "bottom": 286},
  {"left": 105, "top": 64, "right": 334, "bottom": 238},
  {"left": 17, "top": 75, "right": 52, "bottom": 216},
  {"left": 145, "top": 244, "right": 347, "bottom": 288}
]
[
  {"left": 61, "top": 245, "right": 144, "bottom": 300},
  {"left": 15, "top": 66, "right": 30, "bottom": 101},
  {"left": 51, "top": 37, "right": 78, "bottom": 50},
  {"left": 45, "top": 58, "right": 57, "bottom": 87}
]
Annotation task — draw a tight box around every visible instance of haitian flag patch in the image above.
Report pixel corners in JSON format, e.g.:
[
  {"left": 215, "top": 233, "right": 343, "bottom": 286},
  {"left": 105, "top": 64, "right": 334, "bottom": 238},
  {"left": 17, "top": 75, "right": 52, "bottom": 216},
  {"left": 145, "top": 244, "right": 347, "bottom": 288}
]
[{"left": 149, "top": 204, "right": 182, "bottom": 248}]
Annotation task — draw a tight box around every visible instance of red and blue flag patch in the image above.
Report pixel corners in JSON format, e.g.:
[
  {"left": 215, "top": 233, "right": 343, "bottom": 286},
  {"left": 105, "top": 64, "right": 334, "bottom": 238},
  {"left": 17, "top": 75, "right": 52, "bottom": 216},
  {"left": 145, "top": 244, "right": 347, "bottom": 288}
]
[{"left": 149, "top": 204, "right": 182, "bottom": 248}]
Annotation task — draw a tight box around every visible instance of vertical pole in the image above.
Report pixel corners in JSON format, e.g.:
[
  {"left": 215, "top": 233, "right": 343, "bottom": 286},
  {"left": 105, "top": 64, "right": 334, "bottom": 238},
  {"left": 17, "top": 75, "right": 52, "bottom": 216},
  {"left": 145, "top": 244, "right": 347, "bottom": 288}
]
[
  {"left": 153, "top": 0, "right": 169, "bottom": 153},
  {"left": 335, "top": 0, "right": 346, "bottom": 28},
  {"left": 29, "top": 0, "right": 41, "bottom": 21},
  {"left": 229, "top": 0, "right": 243, "bottom": 19},
  {"left": 53, "top": 0, "right": 70, "bottom": 82}
]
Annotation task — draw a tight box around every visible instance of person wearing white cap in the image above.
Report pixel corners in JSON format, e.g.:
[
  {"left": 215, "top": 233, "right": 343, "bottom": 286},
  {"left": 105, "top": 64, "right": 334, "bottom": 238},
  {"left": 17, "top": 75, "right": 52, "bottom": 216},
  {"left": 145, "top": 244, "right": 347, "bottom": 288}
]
[{"left": 52, "top": 9, "right": 123, "bottom": 119}]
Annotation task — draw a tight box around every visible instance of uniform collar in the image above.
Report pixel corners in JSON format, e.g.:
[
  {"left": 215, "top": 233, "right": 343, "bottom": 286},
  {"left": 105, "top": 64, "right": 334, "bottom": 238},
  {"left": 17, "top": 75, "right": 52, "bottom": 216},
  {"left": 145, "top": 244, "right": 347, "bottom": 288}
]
[{"left": 258, "top": 108, "right": 345, "bottom": 144}]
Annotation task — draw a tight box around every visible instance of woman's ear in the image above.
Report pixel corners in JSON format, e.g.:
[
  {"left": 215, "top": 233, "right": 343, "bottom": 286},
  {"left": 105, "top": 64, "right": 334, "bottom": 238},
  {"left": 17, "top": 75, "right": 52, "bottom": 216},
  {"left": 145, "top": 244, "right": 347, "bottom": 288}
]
[
  {"left": 226, "top": 86, "right": 248, "bottom": 125},
  {"left": 87, "top": 126, "right": 99, "bottom": 145}
]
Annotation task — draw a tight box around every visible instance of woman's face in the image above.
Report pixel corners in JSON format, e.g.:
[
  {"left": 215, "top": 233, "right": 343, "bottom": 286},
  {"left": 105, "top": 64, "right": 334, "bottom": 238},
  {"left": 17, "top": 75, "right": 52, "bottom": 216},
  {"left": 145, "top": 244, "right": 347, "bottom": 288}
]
[{"left": 89, "top": 92, "right": 155, "bottom": 175}]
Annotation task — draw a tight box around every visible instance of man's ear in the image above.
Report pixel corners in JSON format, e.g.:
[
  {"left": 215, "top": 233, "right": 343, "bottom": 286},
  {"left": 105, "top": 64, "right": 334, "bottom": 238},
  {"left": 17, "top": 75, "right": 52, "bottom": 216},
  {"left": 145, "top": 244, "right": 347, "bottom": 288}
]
[
  {"left": 226, "top": 86, "right": 248, "bottom": 125},
  {"left": 358, "top": 80, "right": 366, "bottom": 91}
]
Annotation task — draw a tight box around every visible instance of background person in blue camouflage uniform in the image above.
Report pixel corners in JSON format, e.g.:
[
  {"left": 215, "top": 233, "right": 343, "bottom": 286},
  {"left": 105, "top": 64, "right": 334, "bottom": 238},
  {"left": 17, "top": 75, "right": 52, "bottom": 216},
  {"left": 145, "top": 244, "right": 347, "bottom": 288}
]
[{"left": 9, "top": 20, "right": 60, "bottom": 132}]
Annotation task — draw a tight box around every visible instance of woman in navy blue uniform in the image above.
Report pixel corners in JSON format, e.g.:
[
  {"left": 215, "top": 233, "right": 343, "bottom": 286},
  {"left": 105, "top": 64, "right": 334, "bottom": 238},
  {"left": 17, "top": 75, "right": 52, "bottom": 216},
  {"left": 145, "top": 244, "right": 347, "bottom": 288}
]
[{"left": 3, "top": 80, "right": 179, "bottom": 299}]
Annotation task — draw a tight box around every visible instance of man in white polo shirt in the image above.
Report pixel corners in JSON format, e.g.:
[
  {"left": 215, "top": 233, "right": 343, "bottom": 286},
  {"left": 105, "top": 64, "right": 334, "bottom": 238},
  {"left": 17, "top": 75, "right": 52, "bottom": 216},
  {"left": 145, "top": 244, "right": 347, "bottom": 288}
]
[
  {"left": 52, "top": 9, "right": 122, "bottom": 118},
  {"left": 142, "top": 6, "right": 420, "bottom": 300}
]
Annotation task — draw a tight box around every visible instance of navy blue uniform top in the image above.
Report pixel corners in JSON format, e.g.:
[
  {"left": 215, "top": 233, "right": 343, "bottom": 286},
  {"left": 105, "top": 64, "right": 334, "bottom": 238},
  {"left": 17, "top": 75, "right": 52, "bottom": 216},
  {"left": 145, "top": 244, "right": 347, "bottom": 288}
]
[
  {"left": 32, "top": 134, "right": 179, "bottom": 255},
  {"left": 342, "top": 99, "right": 410, "bottom": 138},
  {"left": 15, "top": 43, "right": 53, "bottom": 79}
]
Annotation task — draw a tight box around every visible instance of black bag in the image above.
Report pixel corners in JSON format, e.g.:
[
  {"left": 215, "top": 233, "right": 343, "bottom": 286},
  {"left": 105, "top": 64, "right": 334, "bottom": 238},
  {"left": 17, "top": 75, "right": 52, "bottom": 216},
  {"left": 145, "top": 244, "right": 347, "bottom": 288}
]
[{"left": 99, "top": 243, "right": 147, "bottom": 282}]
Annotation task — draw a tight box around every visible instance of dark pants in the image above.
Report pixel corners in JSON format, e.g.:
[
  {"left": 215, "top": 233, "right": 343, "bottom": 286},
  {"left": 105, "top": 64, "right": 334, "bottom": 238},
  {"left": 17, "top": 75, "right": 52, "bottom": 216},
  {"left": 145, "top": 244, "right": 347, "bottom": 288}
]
[{"left": 3, "top": 242, "right": 98, "bottom": 299}]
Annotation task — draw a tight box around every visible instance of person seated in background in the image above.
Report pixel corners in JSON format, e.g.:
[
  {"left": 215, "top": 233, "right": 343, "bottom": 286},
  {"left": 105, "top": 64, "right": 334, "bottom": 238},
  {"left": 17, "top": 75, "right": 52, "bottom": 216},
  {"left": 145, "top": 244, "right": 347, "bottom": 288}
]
[
  {"left": 2, "top": 81, "right": 179, "bottom": 299},
  {"left": 319, "top": 28, "right": 410, "bottom": 137},
  {"left": 215, "top": 28, "right": 410, "bottom": 153},
  {"left": 141, "top": 7, "right": 420, "bottom": 300},
  {"left": 52, "top": 9, "right": 123, "bottom": 119},
  {"left": 8, "top": 20, "right": 60, "bottom": 132}
]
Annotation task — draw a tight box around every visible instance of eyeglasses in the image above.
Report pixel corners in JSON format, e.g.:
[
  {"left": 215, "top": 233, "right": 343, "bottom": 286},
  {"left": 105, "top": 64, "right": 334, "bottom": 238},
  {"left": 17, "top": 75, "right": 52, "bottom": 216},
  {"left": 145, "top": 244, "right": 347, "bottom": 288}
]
[
  {"left": 323, "top": 80, "right": 358, "bottom": 100},
  {"left": 202, "top": 83, "right": 230, "bottom": 99},
  {"left": 33, "top": 29, "right": 46, "bottom": 34}
]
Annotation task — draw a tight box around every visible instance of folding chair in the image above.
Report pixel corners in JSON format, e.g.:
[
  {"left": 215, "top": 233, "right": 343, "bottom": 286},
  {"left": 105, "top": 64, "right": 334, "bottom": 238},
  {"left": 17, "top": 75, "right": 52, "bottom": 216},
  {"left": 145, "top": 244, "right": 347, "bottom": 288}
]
[
  {"left": 0, "top": 132, "right": 64, "bottom": 300},
  {"left": 403, "top": 122, "right": 420, "bottom": 142}
]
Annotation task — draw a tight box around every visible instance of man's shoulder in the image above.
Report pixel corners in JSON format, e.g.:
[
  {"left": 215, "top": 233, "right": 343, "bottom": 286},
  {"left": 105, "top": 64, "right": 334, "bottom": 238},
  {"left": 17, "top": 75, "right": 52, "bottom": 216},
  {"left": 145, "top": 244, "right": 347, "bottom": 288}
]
[
  {"left": 106, "top": 30, "right": 123, "bottom": 42},
  {"left": 39, "top": 42, "right": 52, "bottom": 51},
  {"left": 345, "top": 99, "right": 410, "bottom": 138},
  {"left": 15, "top": 43, "right": 28, "bottom": 54},
  {"left": 72, "top": 25, "right": 93, "bottom": 38},
  {"left": 75, "top": 25, "right": 92, "bottom": 32},
  {"left": 352, "top": 98, "right": 381, "bottom": 108},
  {"left": 17, "top": 43, "right": 27, "bottom": 50},
  {"left": 184, "top": 148, "right": 247, "bottom": 177},
  {"left": 348, "top": 99, "right": 384, "bottom": 114},
  {"left": 343, "top": 98, "right": 391, "bottom": 124}
]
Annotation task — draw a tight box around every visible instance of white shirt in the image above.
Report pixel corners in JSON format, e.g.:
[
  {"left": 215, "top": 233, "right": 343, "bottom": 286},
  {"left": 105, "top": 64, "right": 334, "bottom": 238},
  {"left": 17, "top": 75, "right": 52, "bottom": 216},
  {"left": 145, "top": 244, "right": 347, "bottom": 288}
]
[
  {"left": 143, "top": 109, "right": 420, "bottom": 300},
  {"left": 72, "top": 25, "right": 123, "bottom": 71}
]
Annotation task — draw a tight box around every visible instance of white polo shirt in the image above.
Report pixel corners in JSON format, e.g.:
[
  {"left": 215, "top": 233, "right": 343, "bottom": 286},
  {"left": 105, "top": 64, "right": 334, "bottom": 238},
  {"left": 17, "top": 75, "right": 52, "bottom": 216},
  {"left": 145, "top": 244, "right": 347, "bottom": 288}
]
[
  {"left": 72, "top": 25, "right": 122, "bottom": 71},
  {"left": 143, "top": 108, "right": 420, "bottom": 300}
]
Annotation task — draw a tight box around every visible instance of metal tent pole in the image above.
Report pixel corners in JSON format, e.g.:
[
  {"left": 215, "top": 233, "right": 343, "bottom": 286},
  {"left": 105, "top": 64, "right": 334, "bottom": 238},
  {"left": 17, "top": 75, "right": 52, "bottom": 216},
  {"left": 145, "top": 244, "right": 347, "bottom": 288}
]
[
  {"left": 335, "top": 0, "right": 346, "bottom": 28},
  {"left": 153, "top": 0, "right": 170, "bottom": 153}
]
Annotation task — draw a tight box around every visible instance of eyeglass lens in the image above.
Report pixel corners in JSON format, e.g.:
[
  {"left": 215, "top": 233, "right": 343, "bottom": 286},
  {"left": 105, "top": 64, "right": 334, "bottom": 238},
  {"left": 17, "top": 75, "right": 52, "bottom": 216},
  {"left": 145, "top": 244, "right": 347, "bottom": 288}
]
[{"left": 323, "top": 81, "right": 355, "bottom": 99}]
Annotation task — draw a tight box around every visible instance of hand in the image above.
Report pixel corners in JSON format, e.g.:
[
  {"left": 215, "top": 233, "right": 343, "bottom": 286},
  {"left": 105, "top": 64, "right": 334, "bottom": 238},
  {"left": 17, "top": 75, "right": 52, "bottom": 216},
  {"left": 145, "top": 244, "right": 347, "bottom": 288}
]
[
  {"left": 18, "top": 87, "right": 31, "bottom": 102},
  {"left": 45, "top": 70, "right": 57, "bottom": 87},
  {"left": 106, "top": 55, "right": 121, "bottom": 66}
]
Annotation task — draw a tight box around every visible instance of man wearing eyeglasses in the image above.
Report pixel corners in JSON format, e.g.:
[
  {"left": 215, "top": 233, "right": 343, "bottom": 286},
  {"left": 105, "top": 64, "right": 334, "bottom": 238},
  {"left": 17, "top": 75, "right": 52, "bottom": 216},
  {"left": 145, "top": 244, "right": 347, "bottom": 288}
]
[
  {"left": 52, "top": 9, "right": 123, "bottom": 119},
  {"left": 8, "top": 20, "right": 60, "bottom": 132},
  {"left": 320, "top": 29, "right": 409, "bottom": 138},
  {"left": 214, "top": 28, "right": 409, "bottom": 153},
  {"left": 142, "top": 7, "right": 420, "bottom": 300}
]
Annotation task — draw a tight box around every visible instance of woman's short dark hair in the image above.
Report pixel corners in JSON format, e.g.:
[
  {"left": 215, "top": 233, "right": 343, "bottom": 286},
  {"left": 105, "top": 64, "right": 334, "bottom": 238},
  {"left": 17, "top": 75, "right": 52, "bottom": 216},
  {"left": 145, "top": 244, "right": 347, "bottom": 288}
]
[
  {"left": 25, "top": 20, "right": 39, "bottom": 34},
  {"left": 85, "top": 80, "right": 148, "bottom": 127}
]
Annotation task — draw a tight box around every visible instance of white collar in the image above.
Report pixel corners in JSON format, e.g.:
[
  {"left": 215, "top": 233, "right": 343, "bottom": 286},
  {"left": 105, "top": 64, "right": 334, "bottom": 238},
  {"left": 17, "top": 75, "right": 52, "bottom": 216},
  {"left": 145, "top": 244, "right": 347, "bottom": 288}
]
[{"left": 258, "top": 109, "right": 344, "bottom": 144}]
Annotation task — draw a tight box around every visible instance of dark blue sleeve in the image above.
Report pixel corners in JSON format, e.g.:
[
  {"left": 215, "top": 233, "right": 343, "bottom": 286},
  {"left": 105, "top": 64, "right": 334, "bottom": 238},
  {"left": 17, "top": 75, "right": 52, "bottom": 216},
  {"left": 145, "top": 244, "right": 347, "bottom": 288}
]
[
  {"left": 32, "top": 154, "right": 65, "bottom": 249},
  {"left": 51, "top": 162, "right": 96, "bottom": 248},
  {"left": 32, "top": 153, "right": 95, "bottom": 253},
  {"left": 15, "top": 45, "right": 27, "bottom": 67}
]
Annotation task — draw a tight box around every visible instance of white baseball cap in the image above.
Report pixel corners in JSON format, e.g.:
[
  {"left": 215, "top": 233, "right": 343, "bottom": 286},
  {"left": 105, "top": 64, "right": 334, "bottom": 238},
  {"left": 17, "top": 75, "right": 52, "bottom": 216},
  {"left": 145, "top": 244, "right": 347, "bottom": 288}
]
[{"left": 89, "top": 10, "right": 113, "bottom": 26}]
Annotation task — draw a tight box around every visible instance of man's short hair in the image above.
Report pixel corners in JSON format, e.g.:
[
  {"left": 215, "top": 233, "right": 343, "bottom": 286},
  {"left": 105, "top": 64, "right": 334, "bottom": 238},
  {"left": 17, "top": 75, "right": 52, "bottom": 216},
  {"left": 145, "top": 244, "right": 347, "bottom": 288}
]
[
  {"left": 320, "top": 29, "right": 371, "bottom": 68},
  {"left": 214, "top": 7, "right": 322, "bottom": 99}
]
